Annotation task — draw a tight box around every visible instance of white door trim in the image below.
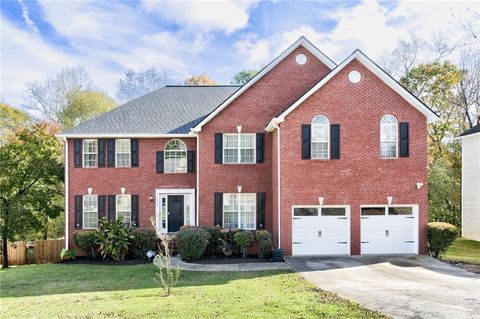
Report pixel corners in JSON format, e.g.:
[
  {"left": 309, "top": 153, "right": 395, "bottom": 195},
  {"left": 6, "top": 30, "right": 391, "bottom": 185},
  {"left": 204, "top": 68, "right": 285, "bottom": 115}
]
[{"left": 155, "top": 188, "right": 196, "bottom": 232}]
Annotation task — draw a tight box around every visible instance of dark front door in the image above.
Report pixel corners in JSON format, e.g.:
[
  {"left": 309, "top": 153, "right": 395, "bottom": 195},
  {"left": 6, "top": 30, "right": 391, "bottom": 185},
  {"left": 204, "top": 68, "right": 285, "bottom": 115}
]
[{"left": 167, "top": 195, "right": 184, "bottom": 232}]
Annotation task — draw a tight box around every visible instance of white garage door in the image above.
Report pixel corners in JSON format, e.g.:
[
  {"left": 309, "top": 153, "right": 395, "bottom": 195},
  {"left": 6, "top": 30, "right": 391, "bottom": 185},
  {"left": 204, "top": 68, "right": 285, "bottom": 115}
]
[
  {"left": 292, "top": 206, "right": 350, "bottom": 256},
  {"left": 361, "top": 205, "right": 418, "bottom": 254}
]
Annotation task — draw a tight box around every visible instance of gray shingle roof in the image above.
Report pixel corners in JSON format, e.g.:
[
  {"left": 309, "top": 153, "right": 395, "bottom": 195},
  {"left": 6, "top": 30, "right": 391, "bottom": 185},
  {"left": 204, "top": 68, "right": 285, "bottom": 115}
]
[
  {"left": 62, "top": 85, "right": 240, "bottom": 135},
  {"left": 459, "top": 124, "right": 480, "bottom": 137}
]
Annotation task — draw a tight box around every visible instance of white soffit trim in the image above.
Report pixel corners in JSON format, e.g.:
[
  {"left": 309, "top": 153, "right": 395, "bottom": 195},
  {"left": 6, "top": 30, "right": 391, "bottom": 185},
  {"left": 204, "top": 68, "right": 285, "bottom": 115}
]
[
  {"left": 192, "top": 36, "right": 336, "bottom": 133},
  {"left": 56, "top": 133, "right": 195, "bottom": 139},
  {"left": 266, "top": 50, "right": 439, "bottom": 132}
]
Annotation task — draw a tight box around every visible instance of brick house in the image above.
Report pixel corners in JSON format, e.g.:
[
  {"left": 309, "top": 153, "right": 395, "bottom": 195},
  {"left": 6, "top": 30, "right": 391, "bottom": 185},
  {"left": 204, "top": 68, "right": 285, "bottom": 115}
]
[{"left": 59, "top": 37, "right": 438, "bottom": 256}]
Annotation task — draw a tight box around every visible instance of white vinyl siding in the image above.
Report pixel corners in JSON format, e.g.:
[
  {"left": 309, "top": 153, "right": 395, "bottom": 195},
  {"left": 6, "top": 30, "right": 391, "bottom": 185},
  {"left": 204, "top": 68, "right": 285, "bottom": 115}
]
[
  {"left": 311, "top": 115, "right": 329, "bottom": 159},
  {"left": 223, "top": 193, "right": 256, "bottom": 230},
  {"left": 164, "top": 139, "right": 187, "bottom": 173},
  {"left": 461, "top": 134, "right": 480, "bottom": 240},
  {"left": 380, "top": 115, "right": 398, "bottom": 158},
  {"left": 83, "top": 139, "right": 98, "bottom": 167},
  {"left": 223, "top": 133, "right": 255, "bottom": 164},
  {"left": 116, "top": 195, "right": 131, "bottom": 225},
  {"left": 83, "top": 195, "right": 98, "bottom": 229},
  {"left": 115, "top": 139, "right": 131, "bottom": 167}
]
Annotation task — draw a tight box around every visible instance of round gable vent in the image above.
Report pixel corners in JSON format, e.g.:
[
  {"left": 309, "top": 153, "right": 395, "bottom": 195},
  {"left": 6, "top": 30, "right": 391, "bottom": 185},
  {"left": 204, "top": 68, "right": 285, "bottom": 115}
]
[
  {"left": 295, "top": 53, "right": 307, "bottom": 65},
  {"left": 348, "top": 70, "right": 361, "bottom": 83}
]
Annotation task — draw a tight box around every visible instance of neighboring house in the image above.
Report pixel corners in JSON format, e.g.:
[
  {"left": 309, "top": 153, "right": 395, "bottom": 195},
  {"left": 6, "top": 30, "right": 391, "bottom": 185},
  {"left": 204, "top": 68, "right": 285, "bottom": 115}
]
[
  {"left": 58, "top": 37, "right": 438, "bottom": 256},
  {"left": 459, "top": 124, "right": 480, "bottom": 241}
]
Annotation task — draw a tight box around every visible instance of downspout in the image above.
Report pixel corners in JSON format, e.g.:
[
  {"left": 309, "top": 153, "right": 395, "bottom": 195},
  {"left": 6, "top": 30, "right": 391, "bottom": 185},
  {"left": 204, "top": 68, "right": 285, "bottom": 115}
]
[
  {"left": 63, "top": 137, "right": 69, "bottom": 249},
  {"left": 272, "top": 123, "right": 281, "bottom": 249},
  {"left": 193, "top": 131, "right": 200, "bottom": 226}
]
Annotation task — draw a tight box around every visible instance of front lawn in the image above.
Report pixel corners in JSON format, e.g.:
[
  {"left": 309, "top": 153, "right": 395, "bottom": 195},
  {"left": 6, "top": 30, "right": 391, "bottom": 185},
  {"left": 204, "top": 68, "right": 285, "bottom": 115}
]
[
  {"left": 0, "top": 263, "right": 387, "bottom": 319},
  {"left": 441, "top": 238, "right": 480, "bottom": 265}
]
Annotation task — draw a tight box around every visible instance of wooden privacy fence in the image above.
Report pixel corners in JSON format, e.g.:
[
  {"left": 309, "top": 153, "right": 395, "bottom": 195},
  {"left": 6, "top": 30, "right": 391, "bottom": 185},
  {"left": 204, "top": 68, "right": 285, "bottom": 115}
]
[{"left": 0, "top": 239, "right": 65, "bottom": 266}]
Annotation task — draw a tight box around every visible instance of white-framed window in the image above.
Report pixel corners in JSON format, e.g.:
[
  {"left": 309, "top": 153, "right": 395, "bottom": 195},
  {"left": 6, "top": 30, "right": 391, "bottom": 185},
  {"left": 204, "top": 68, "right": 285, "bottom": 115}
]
[
  {"left": 115, "top": 139, "right": 131, "bottom": 167},
  {"left": 380, "top": 114, "right": 398, "bottom": 158},
  {"left": 223, "top": 193, "right": 256, "bottom": 230},
  {"left": 223, "top": 133, "right": 256, "bottom": 164},
  {"left": 83, "top": 139, "right": 98, "bottom": 167},
  {"left": 164, "top": 139, "right": 187, "bottom": 173},
  {"left": 83, "top": 195, "right": 98, "bottom": 229},
  {"left": 116, "top": 194, "right": 131, "bottom": 225},
  {"left": 311, "top": 115, "right": 329, "bottom": 159}
]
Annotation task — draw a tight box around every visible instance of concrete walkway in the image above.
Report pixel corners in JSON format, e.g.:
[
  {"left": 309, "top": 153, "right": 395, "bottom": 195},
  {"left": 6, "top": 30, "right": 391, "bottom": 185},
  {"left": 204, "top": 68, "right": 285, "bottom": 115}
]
[
  {"left": 171, "top": 256, "right": 291, "bottom": 272},
  {"left": 286, "top": 255, "right": 480, "bottom": 319}
]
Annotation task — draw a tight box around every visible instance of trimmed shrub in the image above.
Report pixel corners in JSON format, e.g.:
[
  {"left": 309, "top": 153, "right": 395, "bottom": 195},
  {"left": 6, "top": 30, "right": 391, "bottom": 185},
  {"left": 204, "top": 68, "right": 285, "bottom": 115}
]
[
  {"left": 255, "top": 230, "right": 272, "bottom": 258},
  {"left": 234, "top": 231, "right": 255, "bottom": 258},
  {"left": 427, "top": 222, "right": 459, "bottom": 258},
  {"left": 176, "top": 226, "right": 210, "bottom": 262},
  {"left": 73, "top": 230, "right": 99, "bottom": 258},
  {"left": 130, "top": 228, "right": 158, "bottom": 259},
  {"left": 220, "top": 228, "right": 240, "bottom": 256},
  {"left": 201, "top": 225, "right": 223, "bottom": 256},
  {"left": 97, "top": 219, "right": 134, "bottom": 261}
]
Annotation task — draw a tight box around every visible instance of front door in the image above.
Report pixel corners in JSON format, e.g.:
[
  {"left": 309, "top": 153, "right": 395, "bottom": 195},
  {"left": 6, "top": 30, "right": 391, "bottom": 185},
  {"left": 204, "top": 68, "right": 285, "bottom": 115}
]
[{"left": 167, "top": 195, "right": 184, "bottom": 232}]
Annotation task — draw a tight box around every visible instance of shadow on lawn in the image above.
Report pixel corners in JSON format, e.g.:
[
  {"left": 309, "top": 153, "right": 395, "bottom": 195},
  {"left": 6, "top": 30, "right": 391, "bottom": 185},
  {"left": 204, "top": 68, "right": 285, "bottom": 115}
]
[{"left": 0, "top": 262, "right": 289, "bottom": 298}]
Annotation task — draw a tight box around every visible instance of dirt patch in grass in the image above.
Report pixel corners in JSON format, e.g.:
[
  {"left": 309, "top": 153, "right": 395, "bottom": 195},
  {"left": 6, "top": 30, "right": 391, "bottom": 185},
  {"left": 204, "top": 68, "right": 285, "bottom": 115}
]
[{"left": 439, "top": 258, "right": 480, "bottom": 274}]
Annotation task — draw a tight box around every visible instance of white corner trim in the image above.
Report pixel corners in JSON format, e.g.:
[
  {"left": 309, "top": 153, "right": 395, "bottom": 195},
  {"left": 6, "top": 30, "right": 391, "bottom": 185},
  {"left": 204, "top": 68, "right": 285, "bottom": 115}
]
[
  {"left": 192, "top": 37, "right": 336, "bottom": 133},
  {"left": 63, "top": 137, "right": 69, "bottom": 249},
  {"left": 56, "top": 133, "right": 196, "bottom": 139},
  {"left": 270, "top": 50, "right": 439, "bottom": 125}
]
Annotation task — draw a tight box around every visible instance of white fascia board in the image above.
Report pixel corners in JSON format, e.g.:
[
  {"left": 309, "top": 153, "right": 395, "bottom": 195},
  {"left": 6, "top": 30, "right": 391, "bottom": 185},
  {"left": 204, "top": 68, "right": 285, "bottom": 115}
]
[
  {"left": 56, "top": 133, "right": 195, "bottom": 139},
  {"left": 192, "top": 37, "right": 336, "bottom": 133},
  {"left": 266, "top": 117, "right": 285, "bottom": 132},
  {"left": 273, "top": 50, "right": 439, "bottom": 125},
  {"left": 457, "top": 131, "right": 480, "bottom": 139}
]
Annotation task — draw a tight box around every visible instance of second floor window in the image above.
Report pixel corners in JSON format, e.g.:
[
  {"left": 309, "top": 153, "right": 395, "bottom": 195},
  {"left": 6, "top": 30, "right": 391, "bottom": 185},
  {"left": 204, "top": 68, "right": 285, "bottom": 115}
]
[
  {"left": 116, "top": 194, "right": 131, "bottom": 225},
  {"left": 311, "top": 115, "right": 329, "bottom": 159},
  {"left": 164, "top": 139, "right": 187, "bottom": 173},
  {"left": 83, "top": 139, "right": 97, "bottom": 167},
  {"left": 223, "top": 133, "right": 255, "bottom": 164},
  {"left": 380, "top": 114, "right": 398, "bottom": 158},
  {"left": 83, "top": 195, "right": 98, "bottom": 229},
  {"left": 116, "top": 139, "right": 131, "bottom": 167}
]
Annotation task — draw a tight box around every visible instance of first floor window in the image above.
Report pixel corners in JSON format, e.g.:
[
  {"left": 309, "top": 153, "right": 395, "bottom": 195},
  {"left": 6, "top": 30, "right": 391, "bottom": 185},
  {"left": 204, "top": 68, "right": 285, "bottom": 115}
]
[
  {"left": 83, "top": 195, "right": 98, "bottom": 228},
  {"left": 116, "top": 195, "right": 131, "bottom": 225},
  {"left": 223, "top": 193, "right": 256, "bottom": 230},
  {"left": 83, "top": 139, "right": 98, "bottom": 167},
  {"left": 116, "top": 139, "right": 131, "bottom": 167},
  {"left": 223, "top": 133, "right": 255, "bottom": 163}
]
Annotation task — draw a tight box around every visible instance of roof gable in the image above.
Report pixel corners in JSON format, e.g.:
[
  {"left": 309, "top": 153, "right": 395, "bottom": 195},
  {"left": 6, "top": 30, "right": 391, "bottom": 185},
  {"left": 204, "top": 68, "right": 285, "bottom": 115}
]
[
  {"left": 191, "top": 37, "right": 336, "bottom": 132},
  {"left": 459, "top": 124, "right": 480, "bottom": 138},
  {"left": 266, "top": 50, "right": 439, "bottom": 131}
]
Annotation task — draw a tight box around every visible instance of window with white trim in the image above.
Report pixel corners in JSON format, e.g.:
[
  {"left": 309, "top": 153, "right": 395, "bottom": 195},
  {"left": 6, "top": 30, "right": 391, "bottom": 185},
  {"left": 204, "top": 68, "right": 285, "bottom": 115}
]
[
  {"left": 116, "top": 194, "right": 131, "bottom": 225},
  {"left": 380, "top": 114, "right": 398, "bottom": 158},
  {"left": 223, "top": 133, "right": 255, "bottom": 163},
  {"left": 164, "top": 139, "right": 187, "bottom": 173},
  {"left": 115, "top": 139, "right": 131, "bottom": 167},
  {"left": 223, "top": 193, "right": 256, "bottom": 230},
  {"left": 83, "top": 139, "right": 98, "bottom": 167},
  {"left": 311, "top": 115, "right": 329, "bottom": 159},
  {"left": 83, "top": 195, "right": 98, "bottom": 229}
]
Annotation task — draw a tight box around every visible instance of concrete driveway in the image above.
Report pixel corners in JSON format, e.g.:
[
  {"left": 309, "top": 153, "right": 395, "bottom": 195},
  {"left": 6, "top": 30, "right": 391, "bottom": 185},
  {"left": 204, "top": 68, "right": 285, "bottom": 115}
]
[{"left": 286, "top": 255, "right": 479, "bottom": 319}]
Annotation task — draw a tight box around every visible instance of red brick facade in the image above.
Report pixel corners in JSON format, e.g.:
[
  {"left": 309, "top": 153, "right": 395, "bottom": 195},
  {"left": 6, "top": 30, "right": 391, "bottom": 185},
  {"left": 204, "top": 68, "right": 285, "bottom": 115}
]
[{"left": 66, "top": 43, "right": 429, "bottom": 256}]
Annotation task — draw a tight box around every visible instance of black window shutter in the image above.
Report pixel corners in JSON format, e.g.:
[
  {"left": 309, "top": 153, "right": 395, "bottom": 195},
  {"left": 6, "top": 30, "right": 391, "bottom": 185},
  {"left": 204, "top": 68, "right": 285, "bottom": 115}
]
[
  {"left": 156, "top": 151, "right": 164, "bottom": 173},
  {"left": 108, "top": 195, "right": 116, "bottom": 221},
  {"left": 131, "top": 195, "right": 139, "bottom": 227},
  {"left": 98, "top": 139, "right": 105, "bottom": 167},
  {"left": 131, "top": 139, "right": 139, "bottom": 167},
  {"left": 214, "top": 193, "right": 223, "bottom": 226},
  {"left": 187, "top": 151, "right": 195, "bottom": 172},
  {"left": 74, "top": 195, "right": 82, "bottom": 229},
  {"left": 74, "top": 139, "right": 82, "bottom": 167},
  {"left": 98, "top": 195, "right": 106, "bottom": 226},
  {"left": 107, "top": 139, "right": 115, "bottom": 167},
  {"left": 256, "top": 192, "right": 266, "bottom": 229},
  {"left": 301, "top": 125, "right": 311, "bottom": 159},
  {"left": 256, "top": 133, "right": 265, "bottom": 163},
  {"left": 330, "top": 124, "right": 340, "bottom": 160},
  {"left": 400, "top": 122, "right": 409, "bottom": 157},
  {"left": 214, "top": 133, "right": 223, "bottom": 164}
]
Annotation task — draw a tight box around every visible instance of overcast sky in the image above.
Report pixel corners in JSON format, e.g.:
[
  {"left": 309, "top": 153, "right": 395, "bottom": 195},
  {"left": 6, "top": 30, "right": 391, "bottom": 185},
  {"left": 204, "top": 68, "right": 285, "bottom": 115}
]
[{"left": 1, "top": 0, "right": 477, "bottom": 111}]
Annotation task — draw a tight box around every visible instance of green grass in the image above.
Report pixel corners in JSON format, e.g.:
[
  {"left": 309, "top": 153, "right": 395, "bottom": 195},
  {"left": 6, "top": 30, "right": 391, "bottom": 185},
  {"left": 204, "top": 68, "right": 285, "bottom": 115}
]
[
  {"left": 0, "top": 263, "right": 387, "bottom": 319},
  {"left": 441, "top": 238, "right": 480, "bottom": 265}
]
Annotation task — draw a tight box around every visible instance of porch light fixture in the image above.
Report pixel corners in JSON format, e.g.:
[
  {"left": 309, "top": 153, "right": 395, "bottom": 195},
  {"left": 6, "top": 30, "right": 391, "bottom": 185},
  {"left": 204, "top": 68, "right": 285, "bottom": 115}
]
[
  {"left": 416, "top": 182, "right": 424, "bottom": 189},
  {"left": 237, "top": 186, "right": 242, "bottom": 193},
  {"left": 387, "top": 196, "right": 393, "bottom": 205},
  {"left": 121, "top": 187, "right": 126, "bottom": 195},
  {"left": 237, "top": 126, "right": 242, "bottom": 133},
  {"left": 87, "top": 188, "right": 92, "bottom": 195},
  {"left": 318, "top": 197, "right": 324, "bottom": 206}
]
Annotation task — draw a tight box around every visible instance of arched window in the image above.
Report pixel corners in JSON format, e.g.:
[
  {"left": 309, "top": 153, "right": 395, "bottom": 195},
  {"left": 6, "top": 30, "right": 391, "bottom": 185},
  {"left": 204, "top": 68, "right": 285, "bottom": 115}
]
[
  {"left": 311, "top": 115, "right": 329, "bottom": 159},
  {"left": 380, "top": 114, "right": 398, "bottom": 158},
  {"left": 164, "top": 139, "right": 187, "bottom": 173}
]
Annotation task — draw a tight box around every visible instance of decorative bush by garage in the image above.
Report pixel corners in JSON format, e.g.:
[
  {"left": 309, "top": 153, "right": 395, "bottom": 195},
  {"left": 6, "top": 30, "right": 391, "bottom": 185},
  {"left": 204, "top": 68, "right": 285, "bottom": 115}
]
[{"left": 427, "top": 222, "right": 459, "bottom": 258}]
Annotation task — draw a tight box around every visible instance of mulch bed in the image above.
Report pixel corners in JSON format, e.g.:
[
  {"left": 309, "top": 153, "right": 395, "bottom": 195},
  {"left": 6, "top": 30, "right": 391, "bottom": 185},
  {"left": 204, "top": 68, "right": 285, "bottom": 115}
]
[
  {"left": 440, "top": 259, "right": 480, "bottom": 274},
  {"left": 62, "top": 257, "right": 151, "bottom": 265},
  {"left": 190, "top": 256, "right": 269, "bottom": 264}
]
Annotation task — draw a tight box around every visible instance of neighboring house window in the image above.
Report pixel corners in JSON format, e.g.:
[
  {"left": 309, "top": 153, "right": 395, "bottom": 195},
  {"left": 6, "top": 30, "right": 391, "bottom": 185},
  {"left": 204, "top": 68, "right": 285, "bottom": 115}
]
[
  {"left": 223, "top": 193, "right": 256, "bottom": 230},
  {"left": 223, "top": 133, "right": 256, "bottom": 164},
  {"left": 83, "top": 195, "right": 98, "bottom": 229},
  {"left": 83, "top": 139, "right": 98, "bottom": 167},
  {"left": 311, "top": 115, "right": 329, "bottom": 159},
  {"left": 116, "top": 194, "right": 131, "bottom": 225},
  {"left": 164, "top": 139, "right": 187, "bottom": 173},
  {"left": 380, "top": 114, "right": 398, "bottom": 158},
  {"left": 115, "top": 139, "right": 131, "bottom": 167}
]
